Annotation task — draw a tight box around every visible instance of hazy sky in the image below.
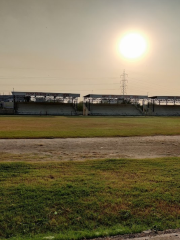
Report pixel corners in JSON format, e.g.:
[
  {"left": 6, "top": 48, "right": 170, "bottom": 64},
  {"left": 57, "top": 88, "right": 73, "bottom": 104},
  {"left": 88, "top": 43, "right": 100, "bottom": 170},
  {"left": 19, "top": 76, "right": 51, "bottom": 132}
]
[{"left": 0, "top": 0, "right": 180, "bottom": 98}]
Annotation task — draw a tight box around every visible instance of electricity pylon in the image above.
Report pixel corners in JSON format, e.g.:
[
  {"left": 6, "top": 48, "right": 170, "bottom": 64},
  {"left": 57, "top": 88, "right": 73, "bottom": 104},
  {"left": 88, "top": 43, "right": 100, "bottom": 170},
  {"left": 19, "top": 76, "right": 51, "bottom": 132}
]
[{"left": 120, "top": 69, "right": 128, "bottom": 97}]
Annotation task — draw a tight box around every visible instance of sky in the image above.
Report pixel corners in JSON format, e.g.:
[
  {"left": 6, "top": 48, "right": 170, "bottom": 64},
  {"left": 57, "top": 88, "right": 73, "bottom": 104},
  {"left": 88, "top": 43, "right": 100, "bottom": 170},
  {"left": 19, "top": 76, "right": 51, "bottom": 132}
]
[{"left": 0, "top": 0, "right": 180, "bottom": 98}]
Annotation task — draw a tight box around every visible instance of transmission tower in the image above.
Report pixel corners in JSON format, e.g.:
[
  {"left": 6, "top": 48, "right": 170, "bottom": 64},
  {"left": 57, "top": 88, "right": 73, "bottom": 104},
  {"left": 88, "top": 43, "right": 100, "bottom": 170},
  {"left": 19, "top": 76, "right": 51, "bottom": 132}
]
[{"left": 120, "top": 69, "right": 128, "bottom": 96}]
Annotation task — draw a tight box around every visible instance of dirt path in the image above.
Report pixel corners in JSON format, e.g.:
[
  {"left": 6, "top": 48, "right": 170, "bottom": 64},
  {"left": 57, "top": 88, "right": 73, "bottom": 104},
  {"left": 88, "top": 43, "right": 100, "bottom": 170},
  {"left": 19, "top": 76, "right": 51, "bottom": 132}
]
[
  {"left": 0, "top": 135, "right": 180, "bottom": 161},
  {"left": 90, "top": 229, "right": 180, "bottom": 240}
]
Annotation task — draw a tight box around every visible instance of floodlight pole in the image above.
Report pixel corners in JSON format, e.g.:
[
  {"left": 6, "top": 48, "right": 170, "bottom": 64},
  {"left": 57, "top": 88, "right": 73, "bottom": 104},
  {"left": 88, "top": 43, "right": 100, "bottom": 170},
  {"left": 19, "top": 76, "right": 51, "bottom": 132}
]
[{"left": 120, "top": 70, "right": 128, "bottom": 98}]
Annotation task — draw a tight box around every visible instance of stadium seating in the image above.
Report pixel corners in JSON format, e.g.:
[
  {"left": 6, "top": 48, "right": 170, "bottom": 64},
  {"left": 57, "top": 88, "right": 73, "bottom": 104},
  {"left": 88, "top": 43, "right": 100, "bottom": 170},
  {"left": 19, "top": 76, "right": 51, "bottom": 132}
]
[
  {"left": 89, "top": 104, "right": 142, "bottom": 116},
  {"left": 152, "top": 105, "right": 180, "bottom": 116},
  {"left": 0, "top": 109, "right": 14, "bottom": 114},
  {"left": 16, "top": 102, "right": 76, "bottom": 115}
]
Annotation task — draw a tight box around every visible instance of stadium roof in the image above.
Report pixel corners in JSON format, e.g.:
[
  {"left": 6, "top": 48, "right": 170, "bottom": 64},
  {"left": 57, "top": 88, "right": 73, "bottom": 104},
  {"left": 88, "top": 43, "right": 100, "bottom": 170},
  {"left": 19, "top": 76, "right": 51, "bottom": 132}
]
[
  {"left": 150, "top": 96, "right": 180, "bottom": 100},
  {"left": 84, "top": 94, "right": 148, "bottom": 99},
  {"left": 12, "top": 91, "right": 80, "bottom": 98}
]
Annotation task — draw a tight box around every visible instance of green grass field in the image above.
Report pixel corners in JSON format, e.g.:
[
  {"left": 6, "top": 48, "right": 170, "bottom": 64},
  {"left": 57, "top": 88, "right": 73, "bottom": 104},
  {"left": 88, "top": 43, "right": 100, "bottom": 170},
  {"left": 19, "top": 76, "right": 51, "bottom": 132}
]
[
  {"left": 1, "top": 157, "right": 180, "bottom": 240},
  {"left": 1, "top": 116, "right": 180, "bottom": 138}
]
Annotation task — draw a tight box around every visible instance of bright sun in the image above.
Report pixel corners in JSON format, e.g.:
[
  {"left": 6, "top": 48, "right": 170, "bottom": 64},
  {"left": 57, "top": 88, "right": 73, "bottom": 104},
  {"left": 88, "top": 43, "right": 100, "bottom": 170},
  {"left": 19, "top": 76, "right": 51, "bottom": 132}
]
[{"left": 119, "top": 33, "right": 147, "bottom": 59}]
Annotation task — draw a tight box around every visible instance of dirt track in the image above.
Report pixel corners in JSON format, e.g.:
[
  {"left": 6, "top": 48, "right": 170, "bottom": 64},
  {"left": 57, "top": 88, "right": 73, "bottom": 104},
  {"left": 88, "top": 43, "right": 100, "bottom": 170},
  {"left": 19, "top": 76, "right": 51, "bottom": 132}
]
[{"left": 0, "top": 135, "right": 180, "bottom": 161}]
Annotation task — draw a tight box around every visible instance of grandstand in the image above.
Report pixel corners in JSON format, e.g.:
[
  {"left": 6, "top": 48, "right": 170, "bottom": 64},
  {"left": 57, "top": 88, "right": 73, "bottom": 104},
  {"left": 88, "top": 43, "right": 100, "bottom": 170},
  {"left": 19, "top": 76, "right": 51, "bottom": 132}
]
[
  {"left": 12, "top": 91, "right": 80, "bottom": 116},
  {"left": 1, "top": 92, "right": 180, "bottom": 116},
  {"left": 83, "top": 94, "right": 148, "bottom": 116},
  {"left": 148, "top": 96, "right": 180, "bottom": 116}
]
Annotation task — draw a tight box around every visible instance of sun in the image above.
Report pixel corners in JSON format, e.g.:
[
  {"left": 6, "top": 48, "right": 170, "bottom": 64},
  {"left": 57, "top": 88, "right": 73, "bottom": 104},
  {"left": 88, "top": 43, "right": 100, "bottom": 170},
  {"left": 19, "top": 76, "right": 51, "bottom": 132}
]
[{"left": 119, "top": 33, "right": 147, "bottom": 59}]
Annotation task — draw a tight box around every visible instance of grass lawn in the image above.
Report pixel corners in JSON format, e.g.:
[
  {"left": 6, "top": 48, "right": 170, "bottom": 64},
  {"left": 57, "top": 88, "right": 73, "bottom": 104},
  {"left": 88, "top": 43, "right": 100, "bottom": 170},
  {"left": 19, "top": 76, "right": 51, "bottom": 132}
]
[
  {"left": 1, "top": 157, "right": 180, "bottom": 239},
  {"left": 1, "top": 116, "right": 180, "bottom": 138}
]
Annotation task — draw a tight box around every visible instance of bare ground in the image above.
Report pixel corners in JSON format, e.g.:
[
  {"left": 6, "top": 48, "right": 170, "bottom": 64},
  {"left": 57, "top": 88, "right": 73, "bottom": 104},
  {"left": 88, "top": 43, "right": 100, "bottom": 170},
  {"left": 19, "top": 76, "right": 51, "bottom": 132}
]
[
  {"left": 90, "top": 229, "right": 180, "bottom": 240},
  {"left": 0, "top": 135, "right": 180, "bottom": 161}
]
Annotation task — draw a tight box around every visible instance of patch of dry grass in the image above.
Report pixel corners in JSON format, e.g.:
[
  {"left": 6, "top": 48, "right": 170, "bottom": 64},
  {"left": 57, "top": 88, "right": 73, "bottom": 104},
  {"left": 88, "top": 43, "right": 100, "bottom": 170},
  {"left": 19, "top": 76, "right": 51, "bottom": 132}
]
[{"left": 0, "top": 152, "right": 49, "bottom": 162}]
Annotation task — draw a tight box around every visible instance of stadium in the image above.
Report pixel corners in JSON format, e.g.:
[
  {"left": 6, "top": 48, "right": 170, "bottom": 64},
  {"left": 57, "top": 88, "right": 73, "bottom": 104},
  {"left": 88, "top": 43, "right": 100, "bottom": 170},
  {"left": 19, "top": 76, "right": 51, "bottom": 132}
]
[{"left": 0, "top": 91, "right": 180, "bottom": 116}]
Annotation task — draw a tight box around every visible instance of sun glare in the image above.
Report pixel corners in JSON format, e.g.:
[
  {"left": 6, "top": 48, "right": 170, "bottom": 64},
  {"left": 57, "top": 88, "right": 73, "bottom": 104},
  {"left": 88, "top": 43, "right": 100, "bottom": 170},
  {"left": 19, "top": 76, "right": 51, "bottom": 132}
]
[{"left": 119, "top": 33, "right": 147, "bottom": 59}]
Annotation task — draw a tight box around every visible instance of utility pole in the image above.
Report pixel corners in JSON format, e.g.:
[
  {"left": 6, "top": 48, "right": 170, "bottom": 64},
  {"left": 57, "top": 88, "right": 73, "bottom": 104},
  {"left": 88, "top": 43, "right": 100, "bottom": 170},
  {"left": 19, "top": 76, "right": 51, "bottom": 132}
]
[{"left": 120, "top": 69, "right": 128, "bottom": 97}]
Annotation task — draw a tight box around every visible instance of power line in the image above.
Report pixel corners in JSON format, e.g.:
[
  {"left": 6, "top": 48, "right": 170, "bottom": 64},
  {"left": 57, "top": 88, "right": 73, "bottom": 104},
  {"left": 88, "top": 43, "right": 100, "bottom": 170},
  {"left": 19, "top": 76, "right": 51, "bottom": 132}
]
[
  {"left": 0, "top": 76, "right": 119, "bottom": 80},
  {"left": 0, "top": 83, "right": 117, "bottom": 86}
]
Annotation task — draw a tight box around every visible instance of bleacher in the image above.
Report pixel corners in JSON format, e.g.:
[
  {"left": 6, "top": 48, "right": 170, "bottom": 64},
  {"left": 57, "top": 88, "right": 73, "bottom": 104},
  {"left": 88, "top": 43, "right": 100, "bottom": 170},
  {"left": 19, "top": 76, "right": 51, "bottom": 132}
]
[
  {"left": 89, "top": 104, "right": 142, "bottom": 116},
  {"left": 0, "top": 109, "right": 14, "bottom": 115},
  {"left": 152, "top": 105, "right": 180, "bottom": 116},
  {"left": 16, "top": 102, "right": 76, "bottom": 115}
]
